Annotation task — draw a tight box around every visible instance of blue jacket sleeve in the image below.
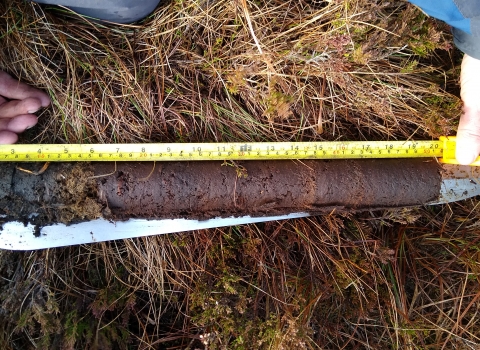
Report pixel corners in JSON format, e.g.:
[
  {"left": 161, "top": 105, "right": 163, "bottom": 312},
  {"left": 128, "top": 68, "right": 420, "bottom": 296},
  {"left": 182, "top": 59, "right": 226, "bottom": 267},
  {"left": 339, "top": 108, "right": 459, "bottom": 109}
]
[{"left": 409, "top": 0, "right": 480, "bottom": 58}]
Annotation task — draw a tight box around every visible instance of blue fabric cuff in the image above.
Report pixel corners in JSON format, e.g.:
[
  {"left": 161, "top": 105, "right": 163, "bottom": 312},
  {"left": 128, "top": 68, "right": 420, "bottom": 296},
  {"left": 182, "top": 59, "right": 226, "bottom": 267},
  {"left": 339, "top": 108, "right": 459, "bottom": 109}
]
[
  {"left": 409, "top": 0, "right": 471, "bottom": 34},
  {"left": 453, "top": 27, "right": 480, "bottom": 59}
]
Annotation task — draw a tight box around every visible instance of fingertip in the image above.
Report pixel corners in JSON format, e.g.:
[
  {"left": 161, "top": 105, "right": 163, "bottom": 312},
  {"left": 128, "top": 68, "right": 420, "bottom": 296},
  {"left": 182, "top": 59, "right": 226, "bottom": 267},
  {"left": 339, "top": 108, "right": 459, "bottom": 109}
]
[
  {"left": 0, "top": 96, "right": 45, "bottom": 119},
  {"left": 38, "top": 92, "right": 51, "bottom": 108},
  {"left": 27, "top": 93, "right": 50, "bottom": 109},
  {"left": 0, "top": 130, "right": 18, "bottom": 144},
  {"left": 7, "top": 114, "right": 38, "bottom": 133},
  {"left": 24, "top": 97, "right": 42, "bottom": 114}
]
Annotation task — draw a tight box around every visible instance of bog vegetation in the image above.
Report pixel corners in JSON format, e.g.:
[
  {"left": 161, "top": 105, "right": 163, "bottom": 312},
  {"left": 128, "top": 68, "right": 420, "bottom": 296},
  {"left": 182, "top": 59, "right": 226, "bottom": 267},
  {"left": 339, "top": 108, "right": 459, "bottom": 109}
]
[{"left": 1, "top": 0, "right": 479, "bottom": 349}]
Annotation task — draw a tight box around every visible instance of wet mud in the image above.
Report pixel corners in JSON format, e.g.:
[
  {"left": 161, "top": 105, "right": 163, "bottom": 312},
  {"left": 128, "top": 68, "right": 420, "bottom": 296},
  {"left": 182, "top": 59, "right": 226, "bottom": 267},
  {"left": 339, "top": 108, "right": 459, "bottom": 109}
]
[{"left": 0, "top": 159, "right": 441, "bottom": 229}]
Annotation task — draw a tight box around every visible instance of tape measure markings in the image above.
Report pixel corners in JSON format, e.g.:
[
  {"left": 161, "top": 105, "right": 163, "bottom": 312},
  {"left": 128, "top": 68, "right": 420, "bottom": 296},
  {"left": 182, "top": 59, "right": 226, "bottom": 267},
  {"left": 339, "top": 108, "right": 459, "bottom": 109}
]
[{"left": 0, "top": 140, "right": 445, "bottom": 162}]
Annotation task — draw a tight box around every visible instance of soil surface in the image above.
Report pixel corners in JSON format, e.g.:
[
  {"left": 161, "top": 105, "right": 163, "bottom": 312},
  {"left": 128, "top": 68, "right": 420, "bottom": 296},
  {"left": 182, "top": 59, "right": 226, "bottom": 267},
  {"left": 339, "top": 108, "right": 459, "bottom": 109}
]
[{"left": 0, "top": 159, "right": 441, "bottom": 229}]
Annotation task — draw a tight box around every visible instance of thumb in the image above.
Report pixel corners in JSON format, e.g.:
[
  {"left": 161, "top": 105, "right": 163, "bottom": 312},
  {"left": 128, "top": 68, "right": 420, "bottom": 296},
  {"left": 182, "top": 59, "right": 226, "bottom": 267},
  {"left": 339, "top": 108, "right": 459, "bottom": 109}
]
[
  {"left": 456, "top": 107, "right": 480, "bottom": 165},
  {"left": 460, "top": 54, "right": 480, "bottom": 107},
  {"left": 457, "top": 54, "right": 480, "bottom": 164}
]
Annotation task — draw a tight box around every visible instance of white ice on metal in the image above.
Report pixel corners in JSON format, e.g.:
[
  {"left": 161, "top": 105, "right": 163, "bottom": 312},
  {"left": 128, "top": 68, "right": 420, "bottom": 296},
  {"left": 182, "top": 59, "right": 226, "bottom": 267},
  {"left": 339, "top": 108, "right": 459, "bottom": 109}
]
[{"left": 0, "top": 213, "right": 310, "bottom": 250}]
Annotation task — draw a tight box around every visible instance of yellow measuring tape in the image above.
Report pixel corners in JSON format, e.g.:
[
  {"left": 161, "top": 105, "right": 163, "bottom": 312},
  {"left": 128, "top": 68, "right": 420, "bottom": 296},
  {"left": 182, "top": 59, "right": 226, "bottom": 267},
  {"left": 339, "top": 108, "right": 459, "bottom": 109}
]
[{"left": 0, "top": 136, "right": 475, "bottom": 165}]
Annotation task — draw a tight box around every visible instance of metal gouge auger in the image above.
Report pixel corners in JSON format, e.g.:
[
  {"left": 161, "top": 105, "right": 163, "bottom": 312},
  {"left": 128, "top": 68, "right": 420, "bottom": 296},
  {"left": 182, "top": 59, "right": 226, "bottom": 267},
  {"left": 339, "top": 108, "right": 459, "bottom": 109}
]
[{"left": 0, "top": 137, "right": 479, "bottom": 251}]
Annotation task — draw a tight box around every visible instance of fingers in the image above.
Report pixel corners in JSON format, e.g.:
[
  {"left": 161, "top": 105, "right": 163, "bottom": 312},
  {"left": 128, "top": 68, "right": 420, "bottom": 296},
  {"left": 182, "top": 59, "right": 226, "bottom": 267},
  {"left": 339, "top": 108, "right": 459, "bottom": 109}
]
[
  {"left": 456, "top": 108, "right": 480, "bottom": 165},
  {"left": 0, "top": 71, "right": 50, "bottom": 144},
  {"left": 0, "top": 71, "right": 50, "bottom": 108}
]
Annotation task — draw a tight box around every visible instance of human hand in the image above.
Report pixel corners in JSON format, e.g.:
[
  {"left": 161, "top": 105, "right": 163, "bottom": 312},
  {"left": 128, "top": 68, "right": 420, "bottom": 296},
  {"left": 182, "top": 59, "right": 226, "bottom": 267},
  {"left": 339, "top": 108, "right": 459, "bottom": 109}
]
[
  {"left": 0, "top": 71, "right": 50, "bottom": 144},
  {"left": 456, "top": 54, "right": 480, "bottom": 164}
]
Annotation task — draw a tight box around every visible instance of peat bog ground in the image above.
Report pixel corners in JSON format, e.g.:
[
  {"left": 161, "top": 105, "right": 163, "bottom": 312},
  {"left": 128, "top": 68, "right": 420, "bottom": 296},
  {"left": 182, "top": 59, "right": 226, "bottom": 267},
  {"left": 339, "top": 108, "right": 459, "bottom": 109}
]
[{"left": 1, "top": 1, "right": 480, "bottom": 349}]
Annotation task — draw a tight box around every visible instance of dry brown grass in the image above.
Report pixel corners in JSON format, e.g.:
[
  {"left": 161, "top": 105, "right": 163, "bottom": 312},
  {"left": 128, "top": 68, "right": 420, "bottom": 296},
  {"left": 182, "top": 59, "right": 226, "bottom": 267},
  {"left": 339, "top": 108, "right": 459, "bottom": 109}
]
[
  {"left": 0, "top": 0, "right": 479, "bottom": 349},
  {"left": 0, "top": 0, "right": 460, "bottom": 144}
]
